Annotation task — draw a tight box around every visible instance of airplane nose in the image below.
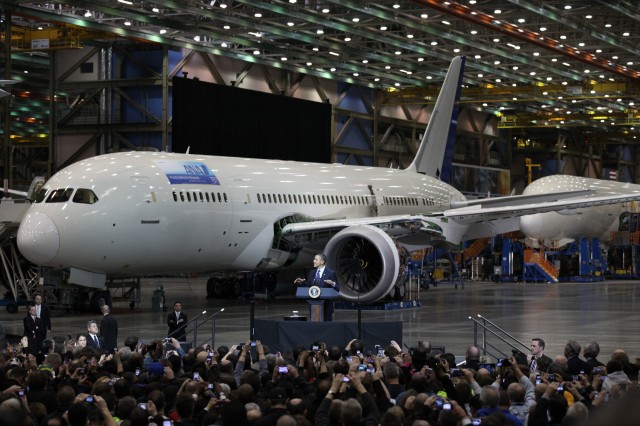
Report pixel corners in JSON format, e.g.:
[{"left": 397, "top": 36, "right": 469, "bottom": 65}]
[{"left": 17, "top": 211, "right": 60, "bottom": 265}]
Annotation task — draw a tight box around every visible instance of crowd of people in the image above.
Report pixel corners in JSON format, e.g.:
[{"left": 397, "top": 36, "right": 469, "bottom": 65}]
[{"left": 1, "top": 318, "right": 640, "bottom": 426}]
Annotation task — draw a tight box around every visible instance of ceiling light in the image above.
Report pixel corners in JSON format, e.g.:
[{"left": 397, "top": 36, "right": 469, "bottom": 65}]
[
  {"left": 494, "top": 60, "right": 500, "bottom": 65},
  {"left": 540, "top": 27, "right": 547, "bottom": 31},
  {"left": 362, "top": 59, "right": 368, "bottom": 64},
  {"left": 385, "top": 65, "right": 391, "bottom": 70},
  {"left": 312, "top": 47, "right": 319, "bottom": 51},
  {"left": 329, "top": 51, "right": 339, "bottom": 56},
  {"left": 117, "top": 0, "right": 133, "bottom": 4},
  {"left": 623, "top": 32, "right": 630, "bottom": 36},
  {"left": 530, "top": 72, "right": 536, "bottom": 76},
  {"left": 287, "top": 22, "right": 294, "bottom": 27},
  {"left": 426, "top": 76, "right": 432, "bottom": 79},
  {"left": 380, "top": 26, "right": 387, "bottom": 31},
  {"left": 453, "top": 48, "right": 460, "bottom": 53},
  {"left": 495, "top": 79, "right": 501, "bottom": 82},
  {"left": 395, "top": 83, "right": 400, "bottom": 87},
  {"left": 393, "top": 3, "right": 400, "bottom": 9},
  {"left": 477, "top": 73, "right": 483, "bottom": 78},
  {"left": 494, "top": 9, "right": 501, "bottom": 14},
  {"left": 417, "top": 58, "right": 424, "bottom": 62},
  {"left": 84, "top": 10, "right": 91, "bottom": 17},
  {"left": 193, "top": 35, "right": 200, "bottom": 41},
  {"left": 493, "top": 38, "right": 500, "bottom": 42},
  {"left": 560, "top": 35, "right": 567, "bottom": 40},
  {"left": 124, "top": 20, "right": 132, "bottom": 26},
  {"left": 470, "top": 30, "right": 477, "bottom": 35},
  {"left": 281, "top": 57, "right": 287, "bottom": 61},
  {"left": 344, "top": 37, "right": 351, "bottom": 42},
  {"left": 152, "top": 7, "right": 160, "bottom": 12},
  {"left": 317, "top": 29, "right": 324, "bottom": 34},
  {"left": 586, "top": 15, "right": 592, "bottom": 19},
  {"left": 407, "top": 34, "right": 414, "bottom": 39},
  {"left": 330, "top": 68, "right": 336, "bottom": 72},
  {"left": 605, "top": 23, "right": 612, "bottom": 28},
  {"left": 533, "top": 52, "right": 540, "bottom": 56},
  {"left": 322, "top": 8, "right": 330, "bottom": 13},
  {"left": 565, "top": 5, "right": 572, "bottom": 9},
  {"left": 353, "top": 72, "right": 359, "bottom": 77},
  {"left": 394, "top": 50, "right": 401, "bottom": 55},
  {"left": 254, "top": 12, "right": 262, "bottom": 18},
  {"left": 374, "top": 78, "right": 380, "bottom": 82},
  {"left": 474, "top": 54, "right": 481, "bottom": 59},
  {"left": 223, "top": 25, "right": 230, "bottom": 30},
  {"left": 159, "top": 29, "right": 167, "bottom": 34},
  {"left": 352, "top": 17, "right": 360, "bottom": 23},
  {"left": 253, "top": 49, "right": 260, "bottom": 55},
  {"left": 221, "top": 42, "right": 227, "bottom": 47},
  {"left": 442, "top": 21, "right": 451, "bottom": 25},
  {"left": 289, "top": 0, "right": 296, "bottom": 3},
  {"left": 518, "top": 18, "right": 525, "bottom": 23},
  {"left": 512, "top": 66, "right": 518, "bottom": 70},
  {"left": 431, "top": 41, "right": 438, "bottom": 46},
  {"left": 306, "top": 62, "right": 312, "bottom": 66}
]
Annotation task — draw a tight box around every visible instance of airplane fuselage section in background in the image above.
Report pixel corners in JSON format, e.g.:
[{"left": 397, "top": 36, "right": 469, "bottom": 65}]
[
  {"left": 18, "top": 151, "right": 465, "bottom": 276},
  {"left": 520, "top": 175, "right": 640, "bottom": 246}
]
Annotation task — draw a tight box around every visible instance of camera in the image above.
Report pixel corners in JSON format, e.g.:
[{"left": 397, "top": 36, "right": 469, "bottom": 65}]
[
  {"left": 548, "top": 374, "right": 555, "bottom": 381},
  {"left": 193, "top": 372, "right": 200, "bottom": 380},
  {"left": 572, "top": 375, "right": 579, "bottom": 381},
  {"left": 78, "top": 368, "right": 85, "bottom": 375},
  {"left": 472, "top": 419, "right": 482, "bottom": 425},
  {"left": 358, "top": 364, "right": 367, "bottom": 372},
  {"left": 207, "top": 383, "right": 214, "bottom": 390},
  {"left": 206, "top": 357, "right": 212, "bottom": 363},
  {"left": 366, "top": 368, "right": 375, "bottom": 374},
  {"left": 342, "top": 376, "right": 350, "bottom": 382},
  {"left": 374, "top": 344, "right": 385, "bottom": 357},
  {"left": 442, "top": 403, "right": 452, "bottom": 410},
  {"left": 557, "top": 384, "right": 564, "bottom": 393},
  {"left": 497, "top": 358, "right": 511, "bottom": 367},
  {"left": 135, "top": 368, "right": 140, "bottom": 376},
  {"left": 139, "top": 403, "right": 147, "bottom": 410},
  {"left": 163, "top": 421, "right": 173, "bottom": 426},
  {"left": 450, "top": 368, "right": 464, "bottom": 377},
  {"left": 435, "top": 398, "right": 444, "bottom": 408},
  {"left": 478, "top": 363, "right": 496, "bottom": 373},
  {"left": 18, "top": 389, "right": 25, "bottom": 397},
  {"left": 209, "top": 351, "right": 214, "bottom": 357},
  {"left": 85, "top": 396, "right": 94, "bottom": 404},
  {"left": 311, "top": 343, "right": 320, "bottom": 351},
  {"left": 278, "top": 366, "right": 288, "bottom": 374},
  {"left": 535, "top": 374, "right": 541, "bottom": 385},
  {"left": 250, "top": 341, "right": 256, "bottom": 347}
]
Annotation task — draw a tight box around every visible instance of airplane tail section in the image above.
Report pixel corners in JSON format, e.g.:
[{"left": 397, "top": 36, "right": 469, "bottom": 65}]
[{"left": 407, "top": 56, "right": 465, "bottom": 180}]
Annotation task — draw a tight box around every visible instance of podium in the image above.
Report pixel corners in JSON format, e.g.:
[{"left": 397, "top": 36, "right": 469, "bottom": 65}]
[{"left": 296, "top": 286, "right": 340, "bottom": 322}]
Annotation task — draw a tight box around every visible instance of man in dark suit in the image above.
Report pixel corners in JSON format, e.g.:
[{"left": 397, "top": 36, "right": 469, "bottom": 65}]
[
  {"left": 294, "top": 253, "right": 339, "bottom": 321},
  {"left": 583, "top": 340, "right": 605, "bottom": 374},
  {"left": 86, "top": 320, "right": 104, "bottom": 351},
  {"left": 167, "top": 301, "right": 188, "bottom": 341},
  {"left": 529, "top": 338, "right": 553, "bottom": 372},
  {"left": 100, "top": 305, "right": 118, "bottom": 354},
  {"left": 23, "top": 305, "right": 45, "bottom": 356},
  {"left": 33, "top": 294, "right": 52, "bottom": 337},
  {"left": 565, "top": 340, "right": 589, "bottom": 375}
]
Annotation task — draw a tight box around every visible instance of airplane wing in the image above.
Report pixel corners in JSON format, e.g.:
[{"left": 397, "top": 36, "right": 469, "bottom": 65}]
[{"left": 282, "top": 191, "right": 640, "bottom": 248}]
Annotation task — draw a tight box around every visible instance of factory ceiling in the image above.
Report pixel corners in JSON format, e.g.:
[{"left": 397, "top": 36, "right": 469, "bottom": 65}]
[{"left": 1, "top": 0, "right": 640, "bottom": 135}]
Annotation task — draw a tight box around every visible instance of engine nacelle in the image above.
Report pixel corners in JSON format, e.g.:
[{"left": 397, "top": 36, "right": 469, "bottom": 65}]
[{"left": 324, "top": 225, "right": 407, "bottom": 304}]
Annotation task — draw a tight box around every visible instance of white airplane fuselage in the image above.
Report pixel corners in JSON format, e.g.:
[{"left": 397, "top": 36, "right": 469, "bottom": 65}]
[
  {"left": 18, "top": 151, "right": 465, "bottom": 276},
  {"left": 520, "top": 175, "right": 640, "bottom": 246}
]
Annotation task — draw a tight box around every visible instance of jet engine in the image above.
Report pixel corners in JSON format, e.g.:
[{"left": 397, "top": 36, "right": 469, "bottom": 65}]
[{"left": 324, "top": 225, "right": 408, "bottom": 304}]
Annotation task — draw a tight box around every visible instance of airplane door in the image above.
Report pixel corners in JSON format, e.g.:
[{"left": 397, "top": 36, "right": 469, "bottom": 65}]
[
  {"left": 130, "top": 176, "right": 158, "bottom": 223},
  {"left": 368, "top": 184, "right": 385, "bottom": 216}
]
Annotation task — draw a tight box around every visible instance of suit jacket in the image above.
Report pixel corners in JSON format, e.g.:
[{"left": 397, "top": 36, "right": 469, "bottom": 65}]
[
  {"left": 305, "top": 267, "right": 339, "bottom": 291},
  {"left": 23, "top": 315, "right": 45, "bottom": 355},
  {"left": 100, "top": 314, "right": 118, "bottom": 353},
  {"left": 585, "top": 357, "right": 604, "bottom": 374},
  {"left": 86, "top": 333, "right": 105, "bottom": 350},
  {"left": 567, "top": 355, "right": 589, "bottom": 375},
  {"left": 530, "top": 354, "right": 553, "bottom": 372},
  {"left": 35, "top": 304, "right": 52, "bottom": 334},
  {"left": 167, "top": 311, "right": 188, "bottom": 340}
]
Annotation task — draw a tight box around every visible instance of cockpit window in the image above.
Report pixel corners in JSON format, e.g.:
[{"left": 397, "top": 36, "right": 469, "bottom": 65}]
[
  {"left": 34, "top": 187, "right": 49, "bottom": 203},
  {"left": 46, "top": 188, "right": 74, "bottom": 203},
  {"left": 72, "top": 189, "right": 99, "bottom": 204}
]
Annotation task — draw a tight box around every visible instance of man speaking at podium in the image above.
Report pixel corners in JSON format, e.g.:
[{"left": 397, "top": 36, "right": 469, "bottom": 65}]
[{"left": 294, "top": 253, "right": 339, "bottom": 321}]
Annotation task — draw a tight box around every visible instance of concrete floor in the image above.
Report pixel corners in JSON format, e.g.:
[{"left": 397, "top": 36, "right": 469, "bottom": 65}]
[{"left": 1, "top": 277, "right": 638, "bottom": 361}]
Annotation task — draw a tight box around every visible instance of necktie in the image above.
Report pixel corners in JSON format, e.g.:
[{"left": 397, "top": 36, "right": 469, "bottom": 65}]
[
  {"left": 36, "top": 305, "right": 41, "bottom": 318},
  {"left": 94, "top": 335, "right": 99, "bottom": 346},
  {"left": 315, "top": 269, "right": 321, "bottom": 283},
  {"left": 531, "top": 357, "right": 537, "bottom": 371}
]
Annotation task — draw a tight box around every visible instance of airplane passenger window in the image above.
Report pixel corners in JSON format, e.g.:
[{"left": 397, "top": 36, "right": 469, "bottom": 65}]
[
  {"left": 180, "top": 192, "right": 185, "bottom": 202},
  {"left": 34, "top": 187, "right": 48, "bottom": 203},
  {"left": 186, "top": 192, "right": 192, "bottom": 202},
  {"left": 173, "top": 192, "right": 178, "bottom": 202},
  {"left": 72, "top": 189, "right": 98, "bottom": 204},
  {"left": 199, "top": 192, "right": 204, "bottom": 202},
  {"left": 223, "top": 193, "right": 228, "bottom": 202},
  {"left": 206, "top": 193, "right": 210, "bottom": 202},
  {"left": 46, "top": 188, "right": 74, "bottom": 203}
]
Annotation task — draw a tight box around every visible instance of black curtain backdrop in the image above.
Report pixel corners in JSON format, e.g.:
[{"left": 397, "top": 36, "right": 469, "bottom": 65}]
[{"left": 173, "top": 77, "right": 332, "bottom": 162}]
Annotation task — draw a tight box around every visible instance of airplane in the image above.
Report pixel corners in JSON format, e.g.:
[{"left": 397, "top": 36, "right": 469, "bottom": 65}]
[
  {"left": 16, "top": 56, "right": 640, "bottom": 304},
  {"left": 520, "top": 175, "right": 640, "bottom": 247},
  {"left": 0, "top": 79, "right": 17, "bottom": 99}
]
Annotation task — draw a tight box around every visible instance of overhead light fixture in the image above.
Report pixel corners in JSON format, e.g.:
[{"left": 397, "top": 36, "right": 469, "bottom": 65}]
[
  {"left": 159, "top": 29, "right": 167, "bottom": 34},
  {"left": 221, "top": 42, "right": 228, "bottom": 47},
  {"left": 84, "top": 10, "right": 91, "bottom": 17},
  {"left": 153, "top": 7, "right": 160, "bottom": 12},
  {"left": 193, "top": 35, "right": 200, "bottom": 41},
  {"left": 117, "top": 0, "right": 133, "bottom": 4},
  {"left": 124, "top": 20, "right": 132, "bottom": 26},
  {"left": 220, "top": 2, "right": 228, "bottom": 8},
  {"left": 253, "top": 49, "right": 260, "bottom": 55}
]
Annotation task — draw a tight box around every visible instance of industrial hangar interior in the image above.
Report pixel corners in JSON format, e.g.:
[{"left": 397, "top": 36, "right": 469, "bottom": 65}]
[{"left": 1, "top": 1, "right": 640, "bottom": 346}]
